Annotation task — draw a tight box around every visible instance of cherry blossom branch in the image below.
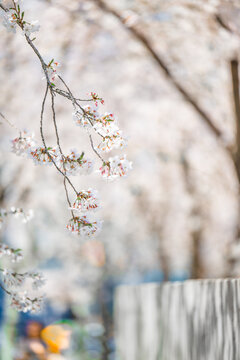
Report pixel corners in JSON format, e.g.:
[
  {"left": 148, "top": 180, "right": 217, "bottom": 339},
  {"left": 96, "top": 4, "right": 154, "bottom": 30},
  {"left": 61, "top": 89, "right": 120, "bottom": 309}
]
[
  {"left": 27, "top": 27, "right": 106, "bottom": 168},
  {"left": 0, "top": 282, "right": 11, "bottom": 295},
  {"left": 2, "top": 1, "right": 109, "bottom": 167},
  {"left": 0, "top": 0, "right": 132, "bottom": 241}
]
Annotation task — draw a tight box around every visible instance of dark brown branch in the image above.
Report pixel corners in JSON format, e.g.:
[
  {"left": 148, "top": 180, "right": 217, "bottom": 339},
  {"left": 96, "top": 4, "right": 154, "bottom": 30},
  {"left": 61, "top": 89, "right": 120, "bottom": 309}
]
[
  {"left": 225, "top": 59, "right": 240, "bottom": 276},
  {"left": 92, "top": 0, "right": 223, "bottom": 140},
  {"left": 231, "top": 59, "right": 240, "bottom": 181},
  {"left": 215, "top": 14, "right": 233, "bottom": 33},
  {"left": 0, "top": 282, "right": 11, "bottom": 296},
  {"left": 0, "top": 4, "right": 6, "bottom": 12},
  {"left": 0, "top": 0, "right": 223, "bottom": 141}
]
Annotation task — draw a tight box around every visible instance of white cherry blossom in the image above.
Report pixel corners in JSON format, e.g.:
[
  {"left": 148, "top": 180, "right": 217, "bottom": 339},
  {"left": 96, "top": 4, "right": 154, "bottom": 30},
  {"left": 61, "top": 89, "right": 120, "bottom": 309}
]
[
  {"left": 23, "top": 20, "right": 40, "bottom": 37},
  {"left": 99, "top": 155, "right": 132, "bottom": 180},
  {"left": 70, "top": 189, "right": 100, "bottom": 213},
  {"left": 97, "top": 134, "right": 128, "bottom": 153},
  {"left": 11, "top": 131, "right": 35, "bottom": 156},
  {"left": 28, "top": 146, "right": 58, "bottom": 165},
  {"left": 0, "top": 244, "right": 23, "bottom": 262},
  {"left": 46, "top": 61, "right": 60, "bottom": 83},
  {"left": 2, "top": 269, "right": 24, "bottom": 287},
  {"left": 57, "top": 150, "right": 93, "bottom": 176},
  {"left": 1, "top": 10, "right": 18, "bottom": 33},
  {"left": 10, "top": 292, "right": 44, "bottom": 313},
  {"left": 67, "top": 216, "right": 102, "bottom": 237}
]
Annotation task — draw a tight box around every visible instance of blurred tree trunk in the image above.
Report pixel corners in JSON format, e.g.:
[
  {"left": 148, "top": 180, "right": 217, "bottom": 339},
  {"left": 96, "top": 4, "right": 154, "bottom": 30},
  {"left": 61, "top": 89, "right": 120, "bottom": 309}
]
[
  {"left": 226, "top": 59, "right": 240, "bottom": 276},
  {"left": 98, "top": 269, "right": 111, "bottom": 360},
  {"left": 182, "top": 154, "right": 203, "bottom": 279}
]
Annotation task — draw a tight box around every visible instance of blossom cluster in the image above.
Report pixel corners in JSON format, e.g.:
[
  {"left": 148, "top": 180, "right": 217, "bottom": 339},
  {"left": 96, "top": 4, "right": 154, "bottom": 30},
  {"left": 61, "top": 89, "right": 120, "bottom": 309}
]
[
  {"left": 11, "top": 131, "right": 35, "bottom": 156},
  {"left": 67, "top": 216, "right": 102, "bottom": 238},
  {"left": 0, "top": 0, "right": 39, "bottom": 34},
  {"left": 57, "top": 150, "right": 93, "bottom": 176},
  {"left": 0, "top": 207, "right": 34, "bottom": 228},
  {"left": 10, "top": 292, "right": 44, "bottom": 313},
  {"left": 0, "top": 267, "right": 45, "bottom": 313},
  {"left": 46, "top": 59, "right": 60, "bottom": 84},
  {"left": 0, "top": 244, "right": 23, "bottom": 262},
  {"left": 67, "top": 189, "right": 102, "bottom": 237},
  {"left": 2, "top": 269, "right": 24, "bottom": 287},
  {"left": 1, "top": 1, "right": 132, "bottom": 249},
  {"left": 1, "top": 7, "right": 40, "bottom": 37},
  {"left": 29, "top": 146, "right": 58, "bottom": 166},
  {"left": 2, "top": 269, "right": 45, "bottom": 290},
  {"left": 11, "top": 133, "right": 94, "bottom": 176},
  {"left": 0, "top": 207, "right": 44, "bottom": 313},
  {"left": 99, "top": 155, "right": 133, "bottom": 181},
  {"left": 73, "top": 103, "right": 128, "bottom": 155},
  {"left": 70, "top": 189, "right": 100, "bottom": 213},
  {"left": 72, "top": 96, "right": 132, "bottom": 181}
]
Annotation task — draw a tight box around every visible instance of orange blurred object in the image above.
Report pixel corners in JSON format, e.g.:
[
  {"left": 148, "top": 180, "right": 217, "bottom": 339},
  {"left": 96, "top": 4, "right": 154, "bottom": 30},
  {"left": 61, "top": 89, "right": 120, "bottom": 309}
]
[
  {"left": 82, "top": 240, "right": 106, "bottom": 267},
  {"left": 41, "top": 325, "right": 71, "bottom": 354}
]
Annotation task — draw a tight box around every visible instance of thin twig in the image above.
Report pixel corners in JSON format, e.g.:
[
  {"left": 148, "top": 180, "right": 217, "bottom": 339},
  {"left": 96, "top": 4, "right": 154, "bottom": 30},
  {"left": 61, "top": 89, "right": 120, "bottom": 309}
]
[
  {"left": 0, "top": 112, "right": 20, "bottom": 132},
  {"left": 39, "top": 84, "right": 49, "bottom": 149},
  {"left": 53, "top": 88, "right": 95, "bottom": 102},
  {"left": 89, "top": 134, "right": 105, "bottom": 162},
  {"left": 40, "top": 84, "right": 78, "bottom": 195},
  {"left": 64, "top": 177, "right": 74, "bottom": 218},
  {"left": 0, "top": 282, "right": 11, "bottom": 295},
  {"left": 50, "top": 89, "right": 62, "bottom": 152},
  {"left": 58, "top": 75, "right": 106, "bottom": 163},
  {"left": 49, "top": 88, "right": 76, "bottom": 215}
]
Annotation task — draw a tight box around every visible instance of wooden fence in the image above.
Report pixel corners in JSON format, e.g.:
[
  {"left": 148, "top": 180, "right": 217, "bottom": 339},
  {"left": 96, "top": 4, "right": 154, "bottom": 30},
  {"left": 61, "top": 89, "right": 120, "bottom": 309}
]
[{"left": 114, "top": 279, "right": 240, "bottom": 360}]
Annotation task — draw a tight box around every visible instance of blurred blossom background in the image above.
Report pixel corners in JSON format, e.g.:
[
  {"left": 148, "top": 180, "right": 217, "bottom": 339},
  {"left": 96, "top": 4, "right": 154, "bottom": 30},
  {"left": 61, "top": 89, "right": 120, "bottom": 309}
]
[{"left": 1, "top": 0, "right": 240, "bottom": 358}]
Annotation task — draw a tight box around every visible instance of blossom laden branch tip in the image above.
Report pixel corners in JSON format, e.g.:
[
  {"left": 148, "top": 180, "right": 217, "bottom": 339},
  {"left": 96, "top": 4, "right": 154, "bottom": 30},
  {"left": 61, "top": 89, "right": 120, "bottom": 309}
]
[
  {"left": 67, "top": 216, "right": 103, "bottom": 237},
  {"left": 0, "top": 0, "right": 132, "bottom": 312}
]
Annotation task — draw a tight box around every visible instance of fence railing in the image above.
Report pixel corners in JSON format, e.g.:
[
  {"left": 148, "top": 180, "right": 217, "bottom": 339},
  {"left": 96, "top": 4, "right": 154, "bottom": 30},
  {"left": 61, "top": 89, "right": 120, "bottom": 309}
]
[{"left": 114, "top": 279, "right": 240, "bottom": 360}]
